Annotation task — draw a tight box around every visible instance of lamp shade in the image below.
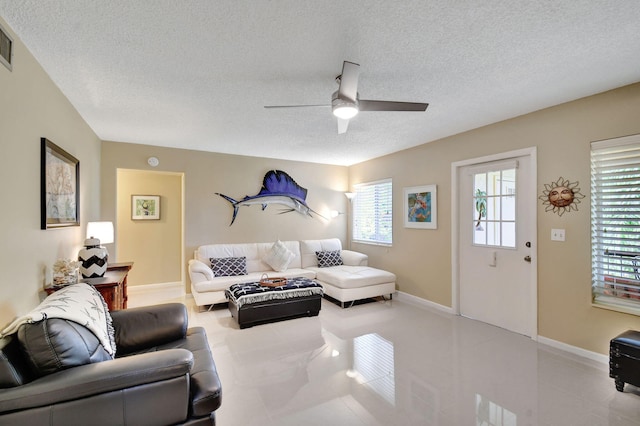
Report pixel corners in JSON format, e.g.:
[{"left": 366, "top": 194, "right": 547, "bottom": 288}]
[{"left": 86, "top": 221, "right": 114, "bottom": 244}]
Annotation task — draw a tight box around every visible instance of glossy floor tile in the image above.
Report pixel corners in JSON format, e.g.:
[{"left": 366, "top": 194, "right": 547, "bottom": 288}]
[{"left": 129, "top": 292, "right": 640, "bottom": 425}]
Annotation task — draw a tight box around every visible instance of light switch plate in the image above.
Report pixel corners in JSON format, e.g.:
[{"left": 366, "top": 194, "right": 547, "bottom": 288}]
[{"left": 551, "top": 228, "right": 565, "bottom": 241}]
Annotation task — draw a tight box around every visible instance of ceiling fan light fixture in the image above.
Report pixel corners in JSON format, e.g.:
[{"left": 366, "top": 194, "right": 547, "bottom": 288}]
[
  {"left": 332, "top": 90, "right": 359, "bottom": 120},
  {"left": 333, "top": 104, "right": 359, "bottom": 119}
]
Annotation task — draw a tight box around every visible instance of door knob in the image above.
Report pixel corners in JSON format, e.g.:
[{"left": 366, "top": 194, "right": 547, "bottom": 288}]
[{"left": 524, "top": 255, "right": 531, "bottom": 262}]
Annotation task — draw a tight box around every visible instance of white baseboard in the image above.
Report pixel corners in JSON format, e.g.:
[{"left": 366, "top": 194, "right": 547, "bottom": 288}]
[
  {"left": 127, "top": 281, "right": 185, "bottom": 298},
  {"left": 537, "top": 335, "right": 609, "bottom": 366},
  {"left": 395, "top": 291, "right": 454, "bottom": 314}
]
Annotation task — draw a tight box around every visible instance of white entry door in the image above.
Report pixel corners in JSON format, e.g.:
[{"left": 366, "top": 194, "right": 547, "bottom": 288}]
[{"left": 458, "top": 153, "right": 536, "bottom": 337}]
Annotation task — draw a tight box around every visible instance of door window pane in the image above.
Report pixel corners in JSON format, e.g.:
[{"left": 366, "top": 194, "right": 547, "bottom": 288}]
[
  {"left": 474, "top": 173, "right": 487, "bottom": 193},
  {"left": 502, "top": 194, "right": 516, "bottom": 221},
  {"left": 488, "top": 197, "right": 501, "bottom": 221},
  {"left": 486, "top": 221, "right": 499, "bottom": 246},
  {"left": 474, "top": 223, "right": 487, "bottom": 245},
  {"left": 487, "top": 171, "right": 501, "bottom": 196}
]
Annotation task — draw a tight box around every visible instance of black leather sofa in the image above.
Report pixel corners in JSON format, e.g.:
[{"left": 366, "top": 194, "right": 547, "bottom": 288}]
[{"left": 0, "top": 303, "right": 222, "bottom": 425}]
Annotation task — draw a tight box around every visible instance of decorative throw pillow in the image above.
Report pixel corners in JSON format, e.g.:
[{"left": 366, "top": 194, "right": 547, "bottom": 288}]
[
  {"left": 263, "top": 240, "right": 296, "bottom": 272},
  {"left": 316, "top": 250, "right": 343, "bottom": 268},
  {"left": 210, "top": 256, "right": 247, "bottom": 276}
]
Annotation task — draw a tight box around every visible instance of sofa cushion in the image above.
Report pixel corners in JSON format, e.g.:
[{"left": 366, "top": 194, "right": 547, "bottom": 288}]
[
  {"left": 316, "top": 250, "right": 343, "bottom": 268},
  {"left": 111, "top": 303, "right": 188, "bottom": 357},
  {"left": 263, "top": 240, "right": 295, "bottom": 272},
  {"left": 17, "top": 319, "right": 112, "bottom": 378},
  {"left": 210, "top": 256, "right": 247, "bottom": 276},
  {"left": 0, "top": 336, "right": 32, "bottom": 388},
  {"left": 300, "top": 238, "right": 343, "bottom": 268},
  {"left": 312, "top": 266, "right": 396, "bottom": 289}
]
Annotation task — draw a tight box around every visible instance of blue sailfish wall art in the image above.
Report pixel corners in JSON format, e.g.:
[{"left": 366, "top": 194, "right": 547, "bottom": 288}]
[{"left": 216, "top": 170, "right": 322, "bottom": 225}]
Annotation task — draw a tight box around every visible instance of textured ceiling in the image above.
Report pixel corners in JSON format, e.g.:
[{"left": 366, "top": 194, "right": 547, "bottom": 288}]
[{"left": 2, "top": 1, "right": 640, "bottom": 166}]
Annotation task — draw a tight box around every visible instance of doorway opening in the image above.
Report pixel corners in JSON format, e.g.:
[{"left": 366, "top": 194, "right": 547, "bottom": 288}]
[{"left": 116, "top": 169, "right": 185, "bottom": 290}]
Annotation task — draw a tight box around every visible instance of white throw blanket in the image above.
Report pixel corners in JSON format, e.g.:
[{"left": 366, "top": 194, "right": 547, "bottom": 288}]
[{"left": 0, "top": 283, "right": 116, "bottom": 357}]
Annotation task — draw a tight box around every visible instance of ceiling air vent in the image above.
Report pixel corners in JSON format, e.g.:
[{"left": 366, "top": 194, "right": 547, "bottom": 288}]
[{"left": 0, "top": 23, "right": 13, "bottom": 71}]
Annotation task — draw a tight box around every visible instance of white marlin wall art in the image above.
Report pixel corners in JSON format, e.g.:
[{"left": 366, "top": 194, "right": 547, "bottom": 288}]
[{"left": 216, "top": 170, "right": 323, "bottom": 225}]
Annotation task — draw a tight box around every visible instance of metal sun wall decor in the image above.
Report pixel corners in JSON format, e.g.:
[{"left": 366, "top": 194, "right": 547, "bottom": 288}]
[
  {"left": 216, "top": 170, "right": 321, "bottom": 225},
  {"left": 539, "top": 177, "right": 585, "bottom": 216}
]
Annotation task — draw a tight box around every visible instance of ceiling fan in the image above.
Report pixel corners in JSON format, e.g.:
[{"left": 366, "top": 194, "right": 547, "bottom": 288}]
[{"left": 264, "top": 61, "right": 429, "bottom": 134}]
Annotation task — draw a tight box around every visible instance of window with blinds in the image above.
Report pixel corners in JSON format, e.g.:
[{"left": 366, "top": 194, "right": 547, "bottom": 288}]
[
  {"left": 591, "top": 134, "right": 640, "bottom": 313},
  {"left": 352, "top": 179, "right": 392, "bottom": 245}
]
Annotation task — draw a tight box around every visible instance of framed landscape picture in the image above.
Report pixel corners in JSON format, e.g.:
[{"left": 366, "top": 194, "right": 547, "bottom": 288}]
[
  {"left": 41, "top": 138, "right": 80, "bottom": 229},
  {"left": 404, "top": 185, "right": 437, "bottom": 229},
  {"left": 132, "top": 195, "right": 160, "bottom": 220}
]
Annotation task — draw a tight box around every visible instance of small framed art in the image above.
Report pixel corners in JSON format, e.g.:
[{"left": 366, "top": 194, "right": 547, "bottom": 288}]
[
  {"left": 132, "top": 195, "right": 160, "bottom": 220},
  {"left": 41, "top": 138, "right": 80, "bottom": 229},
  {"left": 404, "top": 185, "right": 437, "bottom": 229}
]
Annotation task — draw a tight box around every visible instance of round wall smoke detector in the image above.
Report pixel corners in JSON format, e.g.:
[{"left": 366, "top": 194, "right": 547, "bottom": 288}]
[{"left": 147, "top": 156, "right": 159, "bottom": 167}]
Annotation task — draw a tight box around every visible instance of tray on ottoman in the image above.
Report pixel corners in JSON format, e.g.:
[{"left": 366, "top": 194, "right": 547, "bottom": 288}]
[
  {"left": 225, "top": 277, "right": 323, "bottom": 329},
  {"left": 610, "top": 329, "right": 640, "bottom": 392}
]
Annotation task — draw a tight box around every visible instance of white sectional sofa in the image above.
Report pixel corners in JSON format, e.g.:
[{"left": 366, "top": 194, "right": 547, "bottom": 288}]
[{"left": 188, "top": 238, "right": 396, "bottom": 309}]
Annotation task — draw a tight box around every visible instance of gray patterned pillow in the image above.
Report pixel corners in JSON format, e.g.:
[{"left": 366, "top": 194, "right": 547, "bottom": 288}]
[
  {"left": 210, "top": 256, "right": 247, "bottom": 276},
  {"left": 316, "top": 250, "right": 343, "bottom": 268}
]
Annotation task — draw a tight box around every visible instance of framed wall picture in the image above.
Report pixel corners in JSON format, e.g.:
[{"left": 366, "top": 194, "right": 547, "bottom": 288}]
[
  {"left": 131, "top": 195, "right": 160, "bottom": 220},
  {"left": 41, "top": 138, "right": 80, "bottom": 229},
  {"left": 132, "top": 195, "right": 160, "bottom": 220},
  {"left": 403, "top": 185, "right": 437, "bottom": 229}
]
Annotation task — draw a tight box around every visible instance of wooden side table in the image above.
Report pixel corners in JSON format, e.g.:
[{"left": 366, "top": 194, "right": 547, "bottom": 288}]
[
  {"left": 104, "top": 262, "right": 134, "bottom": 309},
  {"left": 45, "top": 262, "right": 134, "bottom": 311}
]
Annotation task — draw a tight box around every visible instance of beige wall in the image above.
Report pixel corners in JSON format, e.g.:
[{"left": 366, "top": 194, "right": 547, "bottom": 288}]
[
  {"left": 101, "top": 142, "right": 349, "bottom": 292},
  {"left": 116, "top": 169, "right": 183, "bottom": 286},
  {"left": 350, "top": 83, "right": 640, "bottom": 354},
  {"left": 0, "top": 18, "right": 101, "bottom": 327}
]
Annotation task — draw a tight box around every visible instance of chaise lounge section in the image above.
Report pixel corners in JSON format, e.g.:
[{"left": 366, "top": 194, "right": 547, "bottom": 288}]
[{"left": 300, "top": 239, "right": 396, "bottom": 308}]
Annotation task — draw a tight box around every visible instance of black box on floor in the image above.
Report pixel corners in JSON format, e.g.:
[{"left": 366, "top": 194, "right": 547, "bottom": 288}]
[{"left": 610, "top": 329, "right": 640, "bottom": 392}]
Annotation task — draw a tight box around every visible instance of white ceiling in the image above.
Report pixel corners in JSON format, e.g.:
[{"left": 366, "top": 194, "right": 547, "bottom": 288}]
[{"left": 2, "top": 1, "right": 640, "bottom": 166}]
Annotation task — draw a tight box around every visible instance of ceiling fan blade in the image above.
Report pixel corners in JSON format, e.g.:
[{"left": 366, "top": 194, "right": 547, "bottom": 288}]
[
  {"left": 338, "top": 61, "right": 360, "bottom": 101},
  {"left": 359, "top": 100, "right": 429, "bottom": 112},
  {"left": 264, "top": 104, "right": 330, "bottom": 109},
  {"left": 337, "top": 118, "right": 350, "bottom": 134}
]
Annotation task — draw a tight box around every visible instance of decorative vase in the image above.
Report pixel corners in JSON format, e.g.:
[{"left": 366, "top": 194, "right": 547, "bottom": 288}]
[
  {"left": 53, "top": 270, "right": 78, "bottom": 286},
  {"left": 78, "top": 237, "right": 108, "bottom": 278},
  {"left": 52, "top": 259, "right": 80, "bottom": 287}
]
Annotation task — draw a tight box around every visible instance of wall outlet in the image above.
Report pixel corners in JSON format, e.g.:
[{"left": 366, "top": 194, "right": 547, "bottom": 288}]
[{"left": 551, "top": 228, "right": 565, "bottom": 241}]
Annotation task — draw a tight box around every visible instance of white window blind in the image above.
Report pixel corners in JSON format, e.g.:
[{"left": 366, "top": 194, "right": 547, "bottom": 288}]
[
  {"left": 591, "top": 135, "right": 640, "bottom": 312},
  {"left": 352, "top": 179, "right": 392, "bottom": 245}
]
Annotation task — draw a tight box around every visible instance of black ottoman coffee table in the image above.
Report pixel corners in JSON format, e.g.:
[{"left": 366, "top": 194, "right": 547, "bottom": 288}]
[{"left": 225, "top": 277, "right": 323, "bottom": 329}]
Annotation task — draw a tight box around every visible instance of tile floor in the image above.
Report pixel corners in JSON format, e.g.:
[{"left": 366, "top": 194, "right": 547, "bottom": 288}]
[{"left": 129, "top": 292, "right": 640, "bottom": 425}]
